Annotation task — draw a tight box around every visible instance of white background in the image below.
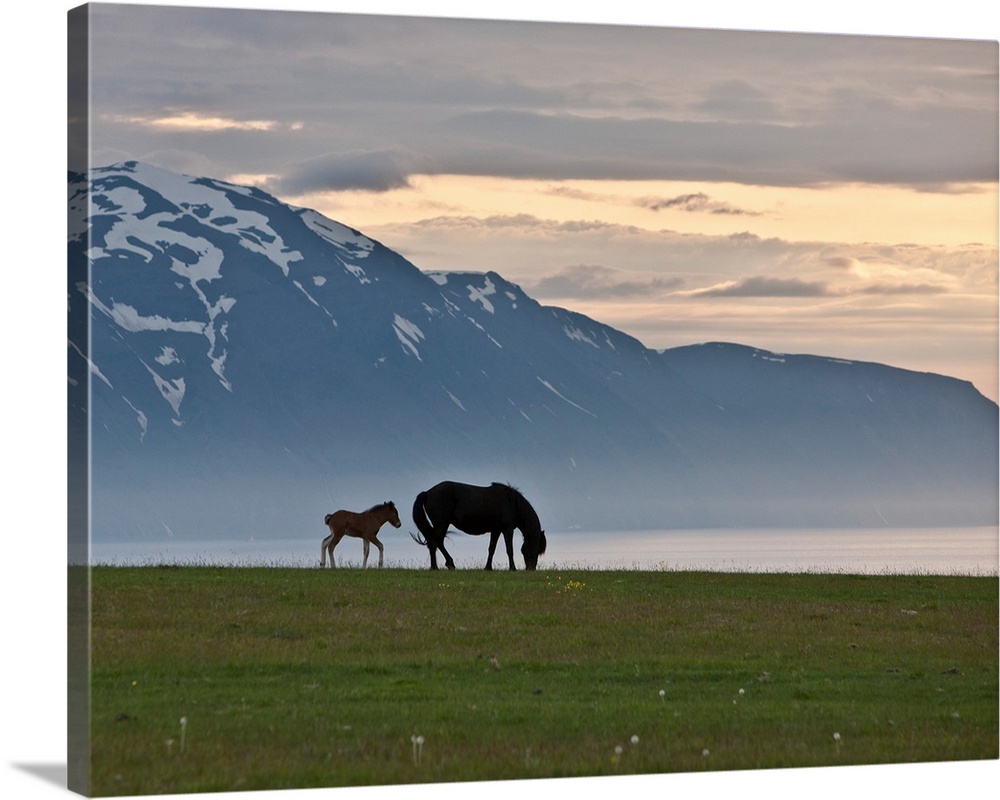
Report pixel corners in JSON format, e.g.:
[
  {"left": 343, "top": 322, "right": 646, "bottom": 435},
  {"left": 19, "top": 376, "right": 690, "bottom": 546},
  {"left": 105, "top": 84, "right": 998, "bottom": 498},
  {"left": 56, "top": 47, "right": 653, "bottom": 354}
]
[{"left": 3, "top": 2, "right": 998, "bottom": 799}]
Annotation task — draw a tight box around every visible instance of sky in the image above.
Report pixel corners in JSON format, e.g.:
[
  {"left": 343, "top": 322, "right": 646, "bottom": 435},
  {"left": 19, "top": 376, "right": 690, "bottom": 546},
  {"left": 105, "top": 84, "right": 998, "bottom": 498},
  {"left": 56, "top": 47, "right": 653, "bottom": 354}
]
[{"left": 75, "top": 1, "right": 1000, "bottom": 403}]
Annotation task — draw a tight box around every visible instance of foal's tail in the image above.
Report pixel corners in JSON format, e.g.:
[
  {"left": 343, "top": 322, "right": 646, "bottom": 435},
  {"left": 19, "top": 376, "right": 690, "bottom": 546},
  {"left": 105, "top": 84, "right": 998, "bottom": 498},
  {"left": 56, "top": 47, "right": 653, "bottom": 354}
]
[
  {"left": 411, "top": 491, "right": 434, "bottom": 545},
  {"left": 320, "top": 514, "right": 335, "bottom": 567},
  {"left": 320, "top": 532, "right": 335, "bottom": 567}
]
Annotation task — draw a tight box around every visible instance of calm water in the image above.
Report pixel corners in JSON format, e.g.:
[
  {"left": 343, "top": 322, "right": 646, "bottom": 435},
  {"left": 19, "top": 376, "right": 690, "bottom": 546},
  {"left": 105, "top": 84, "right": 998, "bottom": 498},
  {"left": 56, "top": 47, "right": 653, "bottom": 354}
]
[{"left": 90, "top": 526, "right": 998, "bottom": 575}]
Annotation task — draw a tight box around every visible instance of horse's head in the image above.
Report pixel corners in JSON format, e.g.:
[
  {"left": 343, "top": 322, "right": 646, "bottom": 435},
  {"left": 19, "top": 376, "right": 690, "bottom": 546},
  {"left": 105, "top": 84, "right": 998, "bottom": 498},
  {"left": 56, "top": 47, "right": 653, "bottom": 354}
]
[
  {"left": 521, "top": 529, "right": 546, "bottom": 570},
  {"left": 513, "top": 491, "right": 546, "bottom": 570},
  {"left": 387, "top": 502, "right": 402, "bottom": 528}
]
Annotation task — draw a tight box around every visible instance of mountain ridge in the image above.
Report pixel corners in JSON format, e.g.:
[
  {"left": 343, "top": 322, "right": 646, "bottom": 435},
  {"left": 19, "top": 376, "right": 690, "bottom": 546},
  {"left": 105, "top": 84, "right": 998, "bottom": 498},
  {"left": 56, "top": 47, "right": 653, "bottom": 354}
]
[{"left": 68, "top": 162, "right": 998, "bottom": 540}]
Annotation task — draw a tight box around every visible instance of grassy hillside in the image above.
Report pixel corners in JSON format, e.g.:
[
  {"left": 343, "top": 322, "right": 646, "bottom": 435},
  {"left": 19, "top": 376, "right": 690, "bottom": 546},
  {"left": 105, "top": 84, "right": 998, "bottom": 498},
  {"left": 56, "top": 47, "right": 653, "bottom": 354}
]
[{"left": 85, "top": 567, "right": 998, "bottom": 795}]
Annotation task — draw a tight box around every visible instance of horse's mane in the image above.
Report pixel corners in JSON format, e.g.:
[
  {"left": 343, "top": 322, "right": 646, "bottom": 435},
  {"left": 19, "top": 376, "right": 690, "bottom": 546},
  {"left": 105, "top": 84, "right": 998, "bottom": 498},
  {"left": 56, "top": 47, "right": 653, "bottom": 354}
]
[
  {"left": 492, "top": 483, "right": 540, "bottom": 528},
  {"left": 365, "top": 501, "right": 395, "bottom": 513}
]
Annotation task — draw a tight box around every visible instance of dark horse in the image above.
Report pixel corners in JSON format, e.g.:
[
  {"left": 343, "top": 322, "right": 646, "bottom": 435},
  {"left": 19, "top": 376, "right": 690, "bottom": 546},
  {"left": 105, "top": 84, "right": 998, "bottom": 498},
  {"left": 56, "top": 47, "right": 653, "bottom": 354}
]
[{"left": 411, "top": 481, "right": 546, "bottom": 570}]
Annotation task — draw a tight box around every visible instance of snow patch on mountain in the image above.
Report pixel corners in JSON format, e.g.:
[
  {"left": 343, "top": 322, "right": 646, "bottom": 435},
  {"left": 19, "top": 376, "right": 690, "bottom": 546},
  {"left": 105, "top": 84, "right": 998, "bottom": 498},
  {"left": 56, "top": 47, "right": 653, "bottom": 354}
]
[
  {"left": 443, "top": 386, "right": 466, "bottom": 411},
  {"left": 344, "top": 262, "right": 372, "bottom": 284},
  {"left": 143, "top": 362, "right": 185, "bottom": 418},
  {"left": 564, "top": 324, "right": 599, "bottom": 348},
  {"left": 69, "top": 338, "right": 113, "bottom": 389},
  {"left": 297, "top": 208, "right": 375, "bottom": 259},
  {"left": 156, "top": 347, "right": 180, "bottom": 366},
  {"left": 461, "top": 313, "right": 503, "bottom": 349},
  {"left": 85, "top": 285, "right": 205, "bottom": 336},
  {"left": 122, "top": 396, "right": 149, "bottom": 441},
  {"left": 537, "top": 377, "right": 598, "bottom": 418},
  {"left": 95, "top": 162, "right": 304, "bottom": 278},
  {"left": 292, "top": 280, "right": 336, "bottom": 324},
  {"left": 393, "top": 314, "right": 425, "bottom": 360},
  {"left": 467, "top": 275, "right": 497, "bottom": 314}
]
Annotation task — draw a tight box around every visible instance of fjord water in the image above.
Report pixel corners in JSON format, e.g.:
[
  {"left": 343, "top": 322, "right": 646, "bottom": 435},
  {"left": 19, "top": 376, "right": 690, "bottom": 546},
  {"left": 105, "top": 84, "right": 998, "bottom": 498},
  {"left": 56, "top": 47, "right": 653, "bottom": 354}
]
[{"left": 90, "top": 526, "right": 998, "bottom": 575}]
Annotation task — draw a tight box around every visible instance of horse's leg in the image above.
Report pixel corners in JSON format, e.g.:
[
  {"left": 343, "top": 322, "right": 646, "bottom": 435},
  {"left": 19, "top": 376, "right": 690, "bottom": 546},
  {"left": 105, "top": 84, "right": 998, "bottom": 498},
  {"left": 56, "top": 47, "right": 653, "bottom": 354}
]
[
  {"left": 362, "top": 536, "right": 370, "bottom": 569},
  {"left": 485, "top": 531, "right": 501, "bottom": 570},
  {"left": 372, "top": 535, "right": 384, "bottom": 568},
  {"left": 502, "top": 528, "right": 517, "bottom": 570},
  {"left": 437, "top": 539, "right": 456, "bottom": 570},
  {"left": 320, "top": 532, "right": 334, "bottom": 567},
  {"left": 427, "top": 538, "right": 455, "bottom": 570},
  {"left": 430, "top": 519, "right": 456, "bottom": 570},
  {"left": 425, "top": 539, "right": 441, "bottom": 570}
]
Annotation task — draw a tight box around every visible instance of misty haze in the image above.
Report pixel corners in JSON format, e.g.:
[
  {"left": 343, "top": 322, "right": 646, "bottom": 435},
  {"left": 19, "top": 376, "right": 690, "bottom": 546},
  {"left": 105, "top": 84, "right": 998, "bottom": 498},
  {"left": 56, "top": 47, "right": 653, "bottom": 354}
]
[{"left": 69, "top": 163, "right": 998, "bottom": 555}]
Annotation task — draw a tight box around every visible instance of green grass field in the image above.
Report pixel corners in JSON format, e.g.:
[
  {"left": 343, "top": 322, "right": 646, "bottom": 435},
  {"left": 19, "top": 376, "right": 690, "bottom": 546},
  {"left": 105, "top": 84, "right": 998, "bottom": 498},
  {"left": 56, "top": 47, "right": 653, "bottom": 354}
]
[{"left": 85, "top": 566, "right": 998, "bottom": 796}]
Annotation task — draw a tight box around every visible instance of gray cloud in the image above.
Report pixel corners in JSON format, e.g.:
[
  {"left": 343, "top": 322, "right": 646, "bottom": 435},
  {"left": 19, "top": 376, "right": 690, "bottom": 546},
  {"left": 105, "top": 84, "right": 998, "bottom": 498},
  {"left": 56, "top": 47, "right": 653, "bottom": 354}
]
[
  {"left": 85, "top": 5, "right": 998, "bottom": 190},
  {"left": 431, "top": 106, "right": 997, "bottom": 187},
  {"left": 527, "top": 265, "right": 685, "bottom": 300},
  {"left": 268, "top": 151, "right": 428, "bottom": 194},
  {"left": 404, "top": 213, "right": 641, "bottom": 237},
  {"left": 693, "top": 79, "right": 783, "bottom": 122},
  {"left": 857, "top": 283, "right": 948, "bottom": 296},
  {"left": 694, "top": 276, "right": 832, "bottom": 298},
  {"left": 637, "top": 192, "right": 761, "bottom": 216},
  {"left": 692, "top": 273, "right": 953, "bottom": 299},
  {"left": 822, "top": 255, "right": 858, "bottom": 270}
]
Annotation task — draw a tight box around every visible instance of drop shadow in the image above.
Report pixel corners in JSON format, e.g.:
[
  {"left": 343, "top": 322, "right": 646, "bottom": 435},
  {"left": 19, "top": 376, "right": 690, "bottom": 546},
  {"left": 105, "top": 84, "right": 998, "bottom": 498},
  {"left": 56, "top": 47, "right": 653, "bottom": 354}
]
[{"left": 13, "top": 763, "right": 67, "bottom": 789}]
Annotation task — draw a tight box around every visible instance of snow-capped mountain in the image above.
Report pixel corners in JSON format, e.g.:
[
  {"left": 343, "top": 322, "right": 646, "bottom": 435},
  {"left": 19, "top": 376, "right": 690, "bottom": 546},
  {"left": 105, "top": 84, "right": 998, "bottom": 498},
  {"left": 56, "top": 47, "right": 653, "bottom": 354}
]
[{"left": 68, "top": 162, "right": 998, "bottom": 540}]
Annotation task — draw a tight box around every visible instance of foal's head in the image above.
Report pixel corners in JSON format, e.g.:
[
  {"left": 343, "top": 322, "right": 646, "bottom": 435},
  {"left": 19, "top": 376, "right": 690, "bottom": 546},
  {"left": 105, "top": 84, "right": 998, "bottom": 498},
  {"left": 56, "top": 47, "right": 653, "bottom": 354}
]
[{"left": 370, "top": 501, "right": 402, "bottom": 528}]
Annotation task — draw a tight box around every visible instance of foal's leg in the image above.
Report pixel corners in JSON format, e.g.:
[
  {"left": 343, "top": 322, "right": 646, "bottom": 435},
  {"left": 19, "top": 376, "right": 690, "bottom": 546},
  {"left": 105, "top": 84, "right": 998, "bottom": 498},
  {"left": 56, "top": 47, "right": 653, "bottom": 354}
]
[
  {"left": 328, "top": 530, "right": 345, "bottom": 568},
  {"left": 371, "top": 535, "right": 384, "bottom": 568},
  {"left": 361, "top": 535, "right": 370, "bottom": 569},
  {"left": 502, "top": 528, "right": 517, "bottom": 570},
  {"left": 321, "top": 532, "right": 334, "bottom": 567}
]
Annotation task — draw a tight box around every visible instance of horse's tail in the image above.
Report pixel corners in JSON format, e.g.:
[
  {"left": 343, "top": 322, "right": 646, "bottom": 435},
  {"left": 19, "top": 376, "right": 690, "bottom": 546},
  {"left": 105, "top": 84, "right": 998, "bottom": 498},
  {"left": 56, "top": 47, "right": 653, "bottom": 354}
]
[{"left": 411, "top": 491, "right": 434, "bottom": 545}]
